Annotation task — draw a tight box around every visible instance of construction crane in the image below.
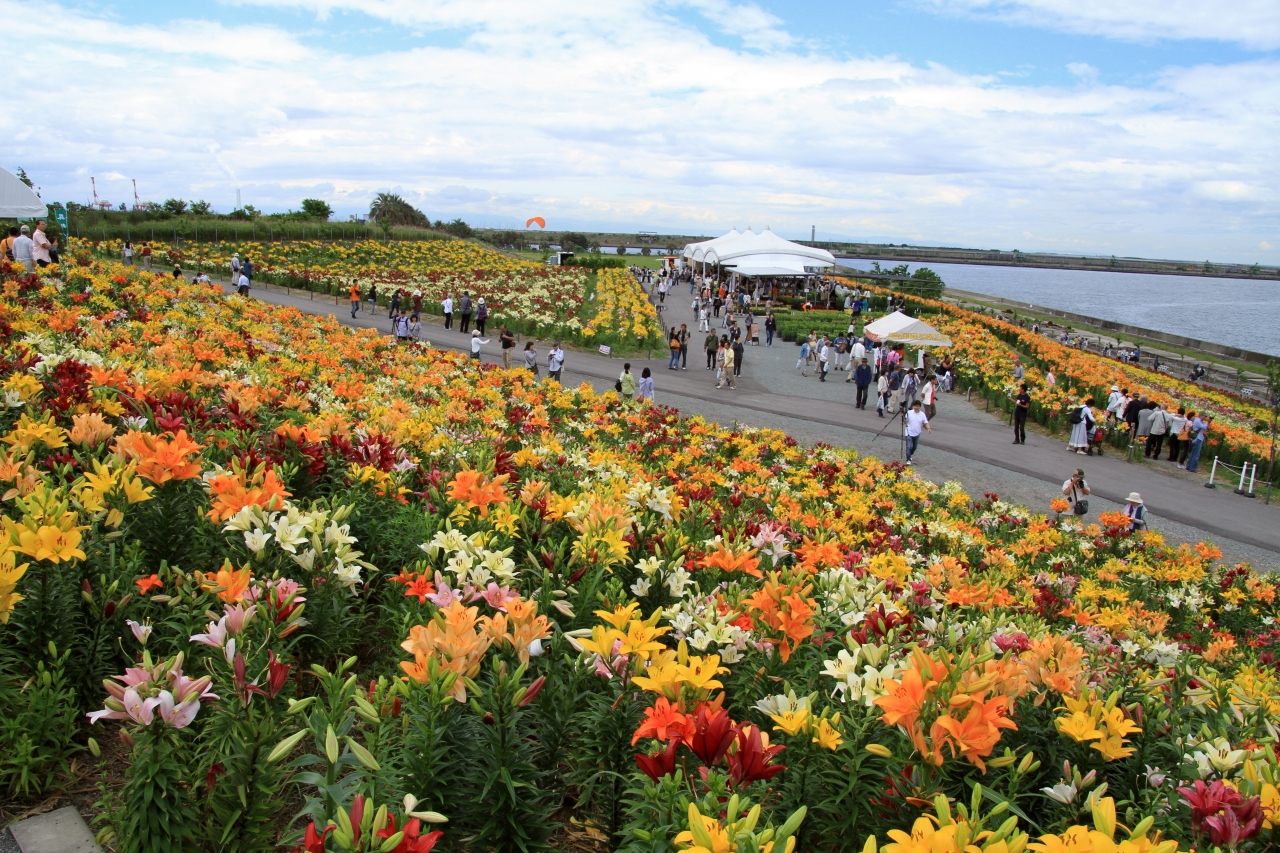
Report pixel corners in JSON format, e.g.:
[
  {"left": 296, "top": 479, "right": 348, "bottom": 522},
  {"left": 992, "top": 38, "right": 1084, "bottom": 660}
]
[
  {"left": 90, "top": 177, "right": 112, "bottom": 211},
  {"left": 132, "top": 179, "right": 153, "bottom": 211}
]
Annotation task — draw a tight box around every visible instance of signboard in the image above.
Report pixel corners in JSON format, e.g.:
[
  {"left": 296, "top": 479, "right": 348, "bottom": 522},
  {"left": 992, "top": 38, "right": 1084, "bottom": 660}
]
[
  {"left": 53, "top": 207, "right": 67, "bottom": 230},
  {"left": 598, "top": 345, "right": 612, "bottom": 356}
]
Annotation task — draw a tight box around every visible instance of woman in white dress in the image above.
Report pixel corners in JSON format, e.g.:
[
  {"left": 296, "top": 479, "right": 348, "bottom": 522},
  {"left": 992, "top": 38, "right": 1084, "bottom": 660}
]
[{"left": 1068, "top": 397, "right": 1095, "bottom": 455}]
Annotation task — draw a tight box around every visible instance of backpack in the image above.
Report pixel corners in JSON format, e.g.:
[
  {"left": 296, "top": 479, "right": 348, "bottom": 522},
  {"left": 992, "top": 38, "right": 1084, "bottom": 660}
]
[{"left": 1069, "top": 407, "right": 1083, "bottom": 425}]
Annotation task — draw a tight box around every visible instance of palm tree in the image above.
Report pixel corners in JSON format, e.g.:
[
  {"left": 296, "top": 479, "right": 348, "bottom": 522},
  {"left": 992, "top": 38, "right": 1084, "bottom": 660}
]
[{"left": 369, "top": 193, "right": 429, "bottom": 228}]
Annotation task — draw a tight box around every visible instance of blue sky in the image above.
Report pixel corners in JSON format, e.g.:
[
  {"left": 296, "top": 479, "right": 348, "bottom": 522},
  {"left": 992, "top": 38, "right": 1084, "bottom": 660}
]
[{"left": 3, "top": 0, "right": 1278, "bottom": 261}]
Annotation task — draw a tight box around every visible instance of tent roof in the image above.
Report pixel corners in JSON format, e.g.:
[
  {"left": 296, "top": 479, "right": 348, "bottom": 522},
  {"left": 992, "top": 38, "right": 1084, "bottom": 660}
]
[
  {"left": 683, "top": 228, "right": 835, "bottom": 269},
  {"left": 0, "top": 168, "right": 47, "bottom": 218},
  {"left": 863, "top": 310, "right": 953, "bottom": 347}
]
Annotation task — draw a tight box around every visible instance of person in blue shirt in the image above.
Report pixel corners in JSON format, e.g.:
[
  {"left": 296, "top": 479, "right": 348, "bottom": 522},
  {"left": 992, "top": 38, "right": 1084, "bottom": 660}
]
[{"left": 1183, "top": 411, "right": 1211, "bottom": 472}]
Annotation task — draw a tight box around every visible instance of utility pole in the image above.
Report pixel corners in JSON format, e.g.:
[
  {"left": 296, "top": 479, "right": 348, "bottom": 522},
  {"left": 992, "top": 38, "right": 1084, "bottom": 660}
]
[{"left": 811, "top": 225, "right": 815, "bottom": 242}]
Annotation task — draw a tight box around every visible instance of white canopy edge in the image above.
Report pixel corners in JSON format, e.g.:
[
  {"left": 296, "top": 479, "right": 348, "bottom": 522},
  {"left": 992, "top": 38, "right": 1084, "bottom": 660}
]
[
  {"left": 863, "top": 310, "right": 953, "bottom": 347},
  {"left": 0, "top": 168, "right": 47, "bottom": 218}
]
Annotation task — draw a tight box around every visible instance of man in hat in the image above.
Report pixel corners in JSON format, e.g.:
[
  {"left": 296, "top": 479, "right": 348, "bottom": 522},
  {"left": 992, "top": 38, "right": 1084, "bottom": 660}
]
[
  {"left": 1106, "top": 385, "right": 1124, "bottom": 425},
  {"left": 904, "top": 399, "right": 931, "bottom": 465},
  {"left": 1123, "top": 492, "right": 1146, "bottom": 531}
]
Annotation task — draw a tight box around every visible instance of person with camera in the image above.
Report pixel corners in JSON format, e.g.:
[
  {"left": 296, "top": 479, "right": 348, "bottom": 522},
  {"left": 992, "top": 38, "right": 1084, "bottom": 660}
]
[{"left": 1062, "top": 468, "right": 1090, "bottom": 516}]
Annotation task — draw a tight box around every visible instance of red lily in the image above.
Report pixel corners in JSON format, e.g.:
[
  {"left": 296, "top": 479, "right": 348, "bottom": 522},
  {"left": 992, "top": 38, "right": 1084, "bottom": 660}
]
[
  {"left": 1179, "top": 780, "right": 1244, "bottom": 833},
  {"left": 378, "top": 815, "right": 444, "bottom": 853},
  {"left": 266, "top": 651, "right": 290, "bottom": 698},
  {"left": 684, "top": 704, "right": 735, "bottom": 767},
  {"left": 350, "top": 795, "right": 365, "bottom": 848},
  {"left": 1205, "top": 799, "right": 1263, "bottom": 847},
  {"left": 635, "top": 737, "right": 680, "bottom": 781},
  {"left": 727, "top": 724, "right": 785, "bottom": 787},
  {"left": 298, "top": 821, "right": 332, "bottom": 853}
]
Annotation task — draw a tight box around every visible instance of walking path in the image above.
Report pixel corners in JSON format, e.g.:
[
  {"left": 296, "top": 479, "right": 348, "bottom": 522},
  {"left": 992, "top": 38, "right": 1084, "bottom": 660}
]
[{"left": 223, "top": 276, "right": 1280, "bottom": 567}]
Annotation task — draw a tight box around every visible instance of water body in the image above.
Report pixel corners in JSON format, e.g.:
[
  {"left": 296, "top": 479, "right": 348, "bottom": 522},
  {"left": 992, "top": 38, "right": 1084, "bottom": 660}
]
[{"left": 838, "top": 259, "right": 1280, "bottom": 357}]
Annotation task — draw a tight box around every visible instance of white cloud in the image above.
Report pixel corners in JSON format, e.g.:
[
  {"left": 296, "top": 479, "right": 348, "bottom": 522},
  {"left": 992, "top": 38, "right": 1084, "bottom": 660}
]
[
  {"left": 1, "top": 0, "right": 1277, "bottom": 262},
  {"left": 918, "top": 0, "right": 1280, "bottom": 50}
]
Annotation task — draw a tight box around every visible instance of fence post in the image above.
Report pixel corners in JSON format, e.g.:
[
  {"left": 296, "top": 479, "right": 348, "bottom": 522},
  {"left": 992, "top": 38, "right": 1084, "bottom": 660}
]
[
  {"left": 1206, "top": 456, "right": 1219, "bottom": 488},
  {"left": 1235, "top": 462, "right": 1253, "bottom": 496}
]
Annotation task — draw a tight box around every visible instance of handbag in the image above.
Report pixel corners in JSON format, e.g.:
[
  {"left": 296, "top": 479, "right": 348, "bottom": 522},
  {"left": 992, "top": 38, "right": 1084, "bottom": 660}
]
[
  {"left": 614, "top": 380, "right": 622, "bottom": 393},
  {"left": 1177, "top": 424, "right": 1190, "bottom": 441}
]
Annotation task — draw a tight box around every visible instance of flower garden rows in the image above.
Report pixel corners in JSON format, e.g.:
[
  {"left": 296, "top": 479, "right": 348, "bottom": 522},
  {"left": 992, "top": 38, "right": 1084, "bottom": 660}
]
[
  {"left": 88, "top": 238, "right": 665, "bottom": 352},
  {"left": 844, "top": 279, "right": 1276, "bottom": 470},
  {"left": 0, "top": 252, "right": 1278, "bottom": 853}
]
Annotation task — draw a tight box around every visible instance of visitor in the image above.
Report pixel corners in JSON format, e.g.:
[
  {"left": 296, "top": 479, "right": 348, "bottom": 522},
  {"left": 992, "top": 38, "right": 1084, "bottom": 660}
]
[
  {"left": 764, "top": 312, "right": 776, "bottom": 347},
  {"left": 476, "top": 298, "right": 488, "bottom": 336},
  {"left": 1123, "top": 492, "right": 1147, "bottom": 531},
  {"left": 241, "top": 257, "right": 253, "bottom": 283},
  {"left": 1136, "top": 400, "right": 1157, "bottom": 447},
  {"left": 172, "top": 265, "right": 183, "bottom": 279},
  {"left": 1012, "top": 359, "right": 1024, "bottom": 382},
  {"left": 923, "top": 374, "right": 938, "bottom": 420},
  {"left": 849, "top": 336, "right": 866, "bottom": 376},
  {"left": 349, "top": 282, "right": 362, "bottom": 318},
  {"left": 395, "top": 314, "right": 410, "bottom": 343},
  {"left": 1062, "top": 468, "right": 1090, "bottom": 514},
  {"left": 1013, "top": 382, "right": 1030, "bottom": 444},
  {"left": 637, "top": 367, "right": 654, "bottom": 403},
  {"left": 141, "top": 243, "right": 152, "bottom": 269},
  {"left": 412, "top": 290, "right": 424, "bottom": 317},
  {"left": 236, "top": 269, "right": 250, "bottom": 296},
  {"left": 31, "top": 221, "right": 51, "bottom": 268},
  {"left": 732, "top": 338, "right": 744, "bottom": 378},
  {"left": 1106, "top": 385, "right": 1125, "bottom": 425},
  {"left": 1184, "top": 411, "right": 1210, "bottom": 472},
  {"left": 619, "top": 363, "right": 638, "bottom": 398},
  {"left": 876, "top": 369, "right": 889, "bottom": 417},
  {"left": 499, "top": 325, "right": 516, "bottom": 368},
  {"left": 548, "top": 342, "right": 565, "bottom": 383},
  {"left": 677, "top": 324, "right": 690, "bottom": 369},
  {"left": 230, "top": 252, "right": 241, "bottom": 282},
  {"left": 522, "top": 341, "right": 538, "bottom": 375},
  {"left": 796, "top": 339, "right": 810, "bottom": 377},
  {"left": 459, "top": 293, "right": 473, "bottom": 333},
  {"left": 389, "top": 289, "right": 402, "bottom": 320},
  {"left": 442, "top": 293, "right": 453, "bottom": 329},
  {"left": 904, "top": 400, "right": 931, "bottom": 465},
  {"left": 470, "top": 329, "right": 489, "bottom": 360},
  {"left": 1166, "top": 406, "right": 1188, "bottom": 465},
  {"left": 698, "top": 303, "right": 710, "bottom": 332},
  {"left": 122, "top": 240, "right": 134, "bottom": 265},
  {"left": 853, "top": 359, "right": 872, "bottom": 409},
  {"left": 1123, "top": 394, "right": 1147, "bottom": 442},
  {"left": 1145, "top": 403, "right": 1169, "bottom": 459},
  {"left": 887, "top": 367, "right": 902, "bottom": 415},
  {"left": 717, "top": 340, "right": 736, "bottom": 389},
  {"left": 408, "top": 314, "right": 421, "bottom": 342},
  {"left": 1068, "top": 397, "right": 1095, "bottom": 455},
  {"left": 902, "top": 368, "right": 919, "bottom": 409},
  {"left": 1045, "top": 370, "right": 1056, "bottom": 386},
  {"left": 668, "top": 330, "right": 681, "bottom": 370},
  {"left": 704, "top": 329, "right": 719, "bottom": 370},
  {"left": 818, "top": 337, "right": 830, "bottom": 382},
  {"left": 12, "top": 225, "right": 33, "bottom": 271},
  {"left": 1, "top": 226, "right": 17, "bottom": 261}
]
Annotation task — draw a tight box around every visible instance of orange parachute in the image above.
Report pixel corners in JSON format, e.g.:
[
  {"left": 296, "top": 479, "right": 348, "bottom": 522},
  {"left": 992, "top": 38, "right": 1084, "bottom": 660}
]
[{"left": 525, "top": 217, "right": 546, "bottom": 229}]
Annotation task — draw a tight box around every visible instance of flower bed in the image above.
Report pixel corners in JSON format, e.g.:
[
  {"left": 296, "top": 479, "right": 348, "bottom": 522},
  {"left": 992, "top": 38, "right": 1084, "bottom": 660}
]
[
  {"left": 1, "top": 252, "right": 1277, "bottom": 853},
  {"left": 842, "top": 279, "right": 1277, "bottom": 468}
]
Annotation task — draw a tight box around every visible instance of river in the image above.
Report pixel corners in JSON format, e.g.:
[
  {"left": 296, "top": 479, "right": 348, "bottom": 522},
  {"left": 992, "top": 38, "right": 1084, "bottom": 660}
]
[{"left": 838, "top": 259, "right": 1280, "bottom": 357}]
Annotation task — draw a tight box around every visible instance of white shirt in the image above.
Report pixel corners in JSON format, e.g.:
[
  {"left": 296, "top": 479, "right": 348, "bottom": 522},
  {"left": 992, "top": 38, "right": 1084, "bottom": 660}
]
[
  {"left": 442, "top": 297, "right": 453, "bottom": 313},
  {"left": 922, "top": 383, "right": 936, "bottom": 404},
  {"left": 13, "top": 234, "right": 33, "bottom": 262},
  {"left": 851, "top": 342, "right": 865, "bottom": 361},
  {"left": 231, "top": 257, "right": 241, "bottom": 272},
  {"left": 237, "top": 274, "right": 250, "bottom": 289},
  {"left": 31, "top": 230, "right": 51, "bottom": 263},
  {"left": 905, "top": 410, "right": 929, "bottom": 437},
  {"left": 471, "top": 336, "right": 488, "bottom": 354},
  {"left": 548, "top": 348, "right": 564, "bottom": 370}
]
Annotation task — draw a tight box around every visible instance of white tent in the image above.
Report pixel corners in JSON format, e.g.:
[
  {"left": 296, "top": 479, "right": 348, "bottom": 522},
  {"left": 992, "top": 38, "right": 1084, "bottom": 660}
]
[
  {"left": 683, "top": 227, "right": 834, "bottom": 276},
  {"left": 863, "top": 311, "right": 952, "bottom": 347},
  {"left": 0, "top": 168, "right": 47, "bottom": 219}
]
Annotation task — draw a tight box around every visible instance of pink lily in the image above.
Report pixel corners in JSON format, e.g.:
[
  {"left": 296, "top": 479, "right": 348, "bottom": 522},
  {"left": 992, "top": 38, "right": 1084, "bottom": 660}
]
[
  {"left": 126, "top": 619, "right": 152, "bottom": 645},
  {"left": 191, "top": 616, "right": 229, "bottom": 648},
  {"left": 155, "top": 690, "right": 201, "bottom": 728},
  {"left": 122, "top": 687, "right": 159, "bottom": 725},
  {"left": 224, "top": 603, "right": 257, "bottom": 635}
]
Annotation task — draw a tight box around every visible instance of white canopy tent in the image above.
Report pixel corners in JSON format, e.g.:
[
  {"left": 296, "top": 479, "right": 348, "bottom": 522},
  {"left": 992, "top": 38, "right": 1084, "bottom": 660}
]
[
  {"left": 0, "top": 168, "right": 47, "bottom": 219},
  {"left": 863, "top": 311, "right": 952, "bottom": 347},
  {"left": 683, "top": 228, "right": 835, "bottom": 277}
]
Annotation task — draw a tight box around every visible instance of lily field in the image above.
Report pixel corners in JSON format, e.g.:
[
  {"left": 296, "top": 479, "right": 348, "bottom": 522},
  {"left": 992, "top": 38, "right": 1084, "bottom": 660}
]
[{"left": 2, "top": 248, "right": 1280, "bottom": 853}]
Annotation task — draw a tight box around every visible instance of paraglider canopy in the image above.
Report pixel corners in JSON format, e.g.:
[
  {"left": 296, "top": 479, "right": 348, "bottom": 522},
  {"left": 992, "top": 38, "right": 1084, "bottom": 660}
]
[
  {"left": 0, "top": 168, "right": 47, "bottom": 219},
  {"left": 525, "top": 217, "right": 546, "bottom": 229}
]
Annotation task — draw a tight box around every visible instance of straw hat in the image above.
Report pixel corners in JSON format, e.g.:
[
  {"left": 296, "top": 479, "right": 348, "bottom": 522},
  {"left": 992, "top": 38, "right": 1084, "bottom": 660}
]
[
  {"left": 472, "top": 330, "right": 480, "bottom": 337},
  {"left": 1125, "top": 492, "right": 1143, "bottom": 505},
  {"left": 1110, "top": 385, "right": 1119, "bottom": 391}
]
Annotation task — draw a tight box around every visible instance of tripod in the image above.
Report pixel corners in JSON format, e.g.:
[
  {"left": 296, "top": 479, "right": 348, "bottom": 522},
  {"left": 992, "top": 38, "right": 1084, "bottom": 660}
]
[{"left": 870, "top": 399, "right": 908, "bottom": 462}]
